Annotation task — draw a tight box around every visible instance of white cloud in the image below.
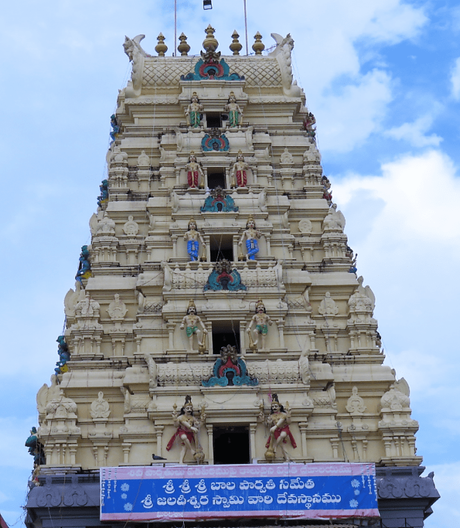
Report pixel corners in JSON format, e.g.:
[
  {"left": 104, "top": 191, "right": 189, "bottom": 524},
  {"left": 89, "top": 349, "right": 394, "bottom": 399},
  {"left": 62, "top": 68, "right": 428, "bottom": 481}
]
[
  {"left": 316, "top": 69, "right": 392, "bottom": 152},
  {"left": 451, "top": 57, "right": 460, "bottom": 99},
  {"left": 384, "top": 114, "right": 443, "bottom": 147},
  {"left": 334, "top": 150, "right": 460, "bottom": 242},
  {"left": 332, "top": 150, "right": 460, "bottom": 462}
]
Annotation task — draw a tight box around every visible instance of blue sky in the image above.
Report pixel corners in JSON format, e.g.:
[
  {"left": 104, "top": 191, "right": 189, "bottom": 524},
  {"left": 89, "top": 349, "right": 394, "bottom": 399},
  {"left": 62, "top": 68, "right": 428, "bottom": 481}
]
[{"left": 1, "top": 0, "right": 459, "bottom": 526}]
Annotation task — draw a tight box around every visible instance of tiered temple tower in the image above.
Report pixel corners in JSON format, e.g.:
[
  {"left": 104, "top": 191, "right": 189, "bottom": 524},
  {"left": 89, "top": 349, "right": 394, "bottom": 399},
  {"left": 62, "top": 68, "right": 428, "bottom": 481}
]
[{"left": 26, "top": 27, "right": 439, "bottom": 528}]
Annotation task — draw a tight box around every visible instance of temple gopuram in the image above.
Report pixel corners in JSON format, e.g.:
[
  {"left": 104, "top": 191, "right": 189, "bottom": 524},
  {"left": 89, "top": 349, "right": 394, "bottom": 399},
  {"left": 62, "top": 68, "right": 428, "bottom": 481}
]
[{"left": 25, "top": 26, "right": 439, "bottom": 528}]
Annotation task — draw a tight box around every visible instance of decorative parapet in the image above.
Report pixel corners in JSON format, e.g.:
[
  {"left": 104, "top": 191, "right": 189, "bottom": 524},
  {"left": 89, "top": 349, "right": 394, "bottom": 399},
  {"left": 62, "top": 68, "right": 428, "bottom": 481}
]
[
  {"left": 163, "top": 260, "right": 283, "bottom": 292},
  {"left": 158, "top": 359, "right": 300, "bottom": 386}
]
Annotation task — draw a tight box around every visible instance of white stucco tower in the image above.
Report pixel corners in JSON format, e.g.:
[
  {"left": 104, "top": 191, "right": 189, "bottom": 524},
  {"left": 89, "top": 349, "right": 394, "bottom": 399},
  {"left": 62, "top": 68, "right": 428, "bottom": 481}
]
[{"left": 26, "top": 27, "right": 439, "bottom": 528}]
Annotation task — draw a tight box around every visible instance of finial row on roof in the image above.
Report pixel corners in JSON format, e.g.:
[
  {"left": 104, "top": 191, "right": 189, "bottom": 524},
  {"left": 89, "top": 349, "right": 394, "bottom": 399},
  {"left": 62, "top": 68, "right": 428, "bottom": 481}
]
[{"left": 153, "top": 25, "right": 265, "bottom": 57}]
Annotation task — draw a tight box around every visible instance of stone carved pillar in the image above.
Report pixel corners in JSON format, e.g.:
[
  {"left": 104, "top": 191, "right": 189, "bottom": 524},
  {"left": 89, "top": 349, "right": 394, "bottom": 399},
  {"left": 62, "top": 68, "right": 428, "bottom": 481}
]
[
  {"left": 299, "top": 422, "right": 308, "bottom": 459},
  {"left": 206, "top": 425, "right": 214, "bottom": 465},
  {"left": 249, "top": 423, "right": 257, "bottom": 461},
  {"left": 155, "top": 425, "right": 164, "bottom": 457}
]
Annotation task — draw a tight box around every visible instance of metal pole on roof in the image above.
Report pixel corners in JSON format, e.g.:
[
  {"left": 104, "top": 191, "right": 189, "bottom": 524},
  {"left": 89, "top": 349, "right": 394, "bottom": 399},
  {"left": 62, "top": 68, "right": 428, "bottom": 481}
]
[
  {"left": 174, "top": 0, "right": 177, "bottom": 56},
  {"left": 243, "top": 0, "right": 248, "bottom": 55}
]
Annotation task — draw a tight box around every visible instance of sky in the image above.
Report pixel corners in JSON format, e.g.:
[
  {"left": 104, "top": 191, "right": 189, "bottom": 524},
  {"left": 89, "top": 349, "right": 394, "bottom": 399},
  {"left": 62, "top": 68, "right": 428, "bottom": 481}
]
[{"left": 1, "top": 0, "right": 459, "bottom": 526}]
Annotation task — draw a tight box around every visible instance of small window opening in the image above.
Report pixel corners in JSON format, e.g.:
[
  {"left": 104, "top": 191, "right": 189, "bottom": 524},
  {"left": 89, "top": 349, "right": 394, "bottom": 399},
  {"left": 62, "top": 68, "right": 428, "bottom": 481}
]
[
  {"left": 212, "top": 320, "right": 240, "bottom": 355},
  {"left": 208, "top": 169, "right": 226, "bottom": 189},
  {"left": 213, "top": 426, "right": 250, "bottom": 465},
  {"left": 206, "top": 113, "right": 222, "bottom": 128},
  {"left": 210, "top": 234, "right": 233, "bottom": 262}
]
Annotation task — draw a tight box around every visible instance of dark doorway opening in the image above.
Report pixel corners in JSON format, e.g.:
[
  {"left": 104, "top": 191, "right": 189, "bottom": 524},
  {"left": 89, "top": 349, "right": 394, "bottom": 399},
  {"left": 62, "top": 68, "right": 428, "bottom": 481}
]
[
  {"left": 210, "top": 234, "right": 233, "bottom": 262},
  {"left": 206, "top": 113, "right": 222, "bottom": 128},
  {"left": 212, "top": 320, "right": 240, "bottom": 355},
  {"left": 213, "top": 426, "right": 250, "bottom": 465},
  {"left": 208, "top": 170, "right": 226, "bottom": 189}
]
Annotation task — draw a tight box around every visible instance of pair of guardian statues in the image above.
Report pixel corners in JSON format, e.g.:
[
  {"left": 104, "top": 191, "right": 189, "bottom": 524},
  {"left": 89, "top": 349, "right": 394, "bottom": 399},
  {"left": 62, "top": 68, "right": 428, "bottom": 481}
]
[
  {"left": 185, "top": 150, "right": 248, "bottom": 190},
  {"left": 166, "top": 394, "right": 296, "bottom": 464},
  {"left": 185, "top": 91, "right": 242, "bottom": 130},
  {"left": 184, "top": 216, "right": 262, "bottom": 262},
  {"left": 181, "top": 299, "right": 272, "bottom": 353}
]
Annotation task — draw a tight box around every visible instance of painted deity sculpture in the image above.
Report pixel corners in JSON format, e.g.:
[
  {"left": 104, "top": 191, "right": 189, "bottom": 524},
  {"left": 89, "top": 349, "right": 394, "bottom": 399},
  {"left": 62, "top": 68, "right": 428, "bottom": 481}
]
[
  {"left": 110, "top": 114, "right": 120, "bottom": 142},
  {"left": 180, "top": 300, "right": 208, "bottom": 352},
  {"left": 303, "top": 111, "right": 316, "bottom": 142},
  {"left": 166, "top": 396, "right": 205, "bottom": 464},
  {"left": 230, "top": 150, "right": 248, "bottom": 188},
  {"left": 185, "top": 152, "right": 205, "bottom": 189},
  {"left": 25, "top": 427, "right": 46, "bottom": 467},
  {"left": 97, "top": 179, "right": 109, "bottom": 208},
  {"left": 239, "top": 216, "right": 261, "bottom": 260},
  {"left": 224, "top": 91, "right": 242, "bottom": 128},
  {"left": 246, "top": 299, "right": 273, "bottom": 350},
  {"left": 183, "top": 218, "right": 205, "bottom": 261},
  {"left": 265, "top": 394, "right": 297, "bottom": 461},
  {"left": 75, "top": 245, "right": 91, "bottom": 284},
  {"left": 54, "top": 335, "right": 70, "bottom": 376},
  {"left": 185, "top": 92, "right": 204, "bottom": 128}
]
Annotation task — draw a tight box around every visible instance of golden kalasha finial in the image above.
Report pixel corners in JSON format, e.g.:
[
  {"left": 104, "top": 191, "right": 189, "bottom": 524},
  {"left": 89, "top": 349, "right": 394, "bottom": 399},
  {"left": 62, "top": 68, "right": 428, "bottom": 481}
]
[
  {"left": 252, "top": 31, "right": 265, "bottom": 55},
  {"left": 203, "top": 24, "right": 218, "bottom": 52},
  {"left": 155, "top": 33, "right": 168, "bottom": 57},
  {"left": 178, "top": 33, "right": 190, "bottom": 56},
  {"left": 230, "top": 30, "right": 242, "bottom": 55}
]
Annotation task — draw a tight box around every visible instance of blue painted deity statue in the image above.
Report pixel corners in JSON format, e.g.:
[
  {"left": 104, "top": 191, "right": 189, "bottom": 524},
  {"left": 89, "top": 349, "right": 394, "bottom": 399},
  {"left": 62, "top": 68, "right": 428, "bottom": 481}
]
[
  {"left": 97, "top": 179, "right": 109, "bottom": 208},
  {"left": 183, "top": 218, "right": 205, "bottom": 261},
  {"left": 238, "top": 216, "right": 261, "bottom": 260},
  {"left": 75, "top": 245, "right": 92, "bottom": 284},
  {"left": 55, "top": 335, "right": 70, "bottom": 376},
  {"left": 25, "top": 427, "right": 46, "bottom": 466},
  {"left": 110, "top": 114, "right": 120, "bottom": 141}
]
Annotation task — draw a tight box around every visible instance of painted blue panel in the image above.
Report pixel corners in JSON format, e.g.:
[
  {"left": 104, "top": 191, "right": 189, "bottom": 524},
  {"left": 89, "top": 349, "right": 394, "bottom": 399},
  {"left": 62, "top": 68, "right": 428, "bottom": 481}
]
[{"left": 101, "top": 463, "right": 379, "bottom": 522}]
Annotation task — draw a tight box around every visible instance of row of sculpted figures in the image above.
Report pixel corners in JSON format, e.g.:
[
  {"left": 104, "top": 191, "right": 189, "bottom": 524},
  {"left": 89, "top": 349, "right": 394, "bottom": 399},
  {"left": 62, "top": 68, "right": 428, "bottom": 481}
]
[
  {"left": 166, "top": 394, "right": 296, "bottom": 464},
  {"left": 185, "top": 150, "right": 249, "bottom": 189},
  {"left": 185, "top": 216, "right": 262, "bottom": 262},
  {"left": 185, "top": 91, "right": 243, "bottom": 130},
  {"left": 181, "top": 299, "right": 273, "bottom": 353}
]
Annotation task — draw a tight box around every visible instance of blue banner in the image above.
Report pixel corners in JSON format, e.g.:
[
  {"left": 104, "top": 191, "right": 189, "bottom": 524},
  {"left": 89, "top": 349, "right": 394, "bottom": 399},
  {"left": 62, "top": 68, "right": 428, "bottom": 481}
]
[{"left": 101, "top": 463, "right": 379, "bottom": 521}]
